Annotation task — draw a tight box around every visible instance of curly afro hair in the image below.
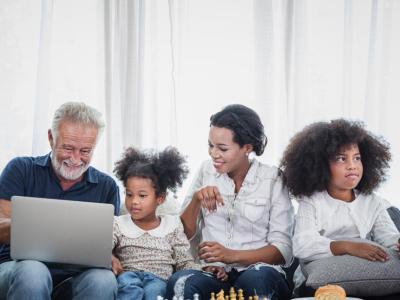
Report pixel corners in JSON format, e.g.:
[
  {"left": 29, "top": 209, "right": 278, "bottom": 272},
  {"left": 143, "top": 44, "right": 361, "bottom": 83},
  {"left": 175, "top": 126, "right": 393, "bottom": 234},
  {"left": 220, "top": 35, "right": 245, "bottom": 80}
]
[
  {"left": 114, "top": 146, "right": 189, "bottom": 196},
  {"left": 280, "top": 119, "right": 391, "bottom": 197},
  {"left": 210, "top": 104, "right": 268, "bottom": 156}
]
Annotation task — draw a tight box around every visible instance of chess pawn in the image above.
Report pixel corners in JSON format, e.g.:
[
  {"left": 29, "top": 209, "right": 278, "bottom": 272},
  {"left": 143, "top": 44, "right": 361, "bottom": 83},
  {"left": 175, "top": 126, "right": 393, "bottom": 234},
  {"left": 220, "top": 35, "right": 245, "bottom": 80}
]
[
  {"left": 229, "top": 287, "right": 237, "bottom": 300},
  {"left": 210, "top": 292, "right": 216, "bottom": 300},
  {"left": 248, "top": 297, "right": 253, "bottom": 300},
  {"left": 237, "top": 288, "right": 244, "bottom": 300},
  {"left": 253, "top": 296, "right": 259, "bottom": 300},
  {"left": 216, "top": 289, "right": 225, "bottom": 300},
  {"left": 193, "top": 293, "right": 199, "bottom": 300}
]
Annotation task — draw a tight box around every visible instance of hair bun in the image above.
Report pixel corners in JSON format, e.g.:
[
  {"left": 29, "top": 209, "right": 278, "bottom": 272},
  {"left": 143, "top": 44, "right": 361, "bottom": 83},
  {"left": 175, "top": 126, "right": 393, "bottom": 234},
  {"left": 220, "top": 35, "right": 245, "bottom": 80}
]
[{"left": 315, "top": 284, "right": 346, "bottom": 300}]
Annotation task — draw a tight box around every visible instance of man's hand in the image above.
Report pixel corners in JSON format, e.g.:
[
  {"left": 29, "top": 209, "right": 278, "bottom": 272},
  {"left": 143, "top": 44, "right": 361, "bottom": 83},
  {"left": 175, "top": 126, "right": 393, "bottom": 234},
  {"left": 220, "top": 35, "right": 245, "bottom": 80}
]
[
  {"left": 202, "top": 265, "right": 228, "bottom": 281},
  {"left": 111, "top": 255, "right": 123, "bottom": 275},
  {"left": 194, "top": 186, "right": 224, "bottom": 212},
  {"left": 198, "top": 241, "right": 234, "bottom": 264}
]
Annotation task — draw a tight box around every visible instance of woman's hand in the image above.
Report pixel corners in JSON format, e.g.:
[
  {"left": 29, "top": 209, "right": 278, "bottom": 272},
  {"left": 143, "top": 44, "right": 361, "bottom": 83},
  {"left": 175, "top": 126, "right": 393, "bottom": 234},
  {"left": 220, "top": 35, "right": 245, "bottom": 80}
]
[
  {"left": 199, "top": 241, "right": 234, "bottom": 264},
  {"left": 202, "top": 265, "right": 228, "bottom": 281},
  {"left": 111, "top": 255, "right": 124, "bottom": 275},
  {"left": 332, "top": 241, "right": 388, "bottom": 262},
  {"left": 194, "top": 186, "right": 224, "bottom": 212}
]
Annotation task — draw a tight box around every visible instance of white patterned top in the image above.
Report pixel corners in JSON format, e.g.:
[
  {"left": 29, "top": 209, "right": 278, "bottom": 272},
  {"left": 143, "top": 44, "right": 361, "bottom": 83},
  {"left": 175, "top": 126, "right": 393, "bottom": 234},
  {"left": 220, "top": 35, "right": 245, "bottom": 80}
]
[{"left": 293, "top": 191, "right": 400, "bottom": 262}]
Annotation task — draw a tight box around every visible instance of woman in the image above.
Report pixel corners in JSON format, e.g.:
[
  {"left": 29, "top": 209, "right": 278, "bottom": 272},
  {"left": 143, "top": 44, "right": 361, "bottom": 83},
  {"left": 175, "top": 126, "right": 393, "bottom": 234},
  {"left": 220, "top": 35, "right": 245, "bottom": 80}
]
[{"left": 166, "top": 104, "right": 294, "bottom": 300}]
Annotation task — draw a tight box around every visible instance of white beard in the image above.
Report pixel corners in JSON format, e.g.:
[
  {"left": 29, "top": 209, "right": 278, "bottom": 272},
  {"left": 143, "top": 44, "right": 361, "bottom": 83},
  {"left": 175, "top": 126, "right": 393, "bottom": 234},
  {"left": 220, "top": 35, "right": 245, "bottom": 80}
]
[{"left": 51, "top": 152, "right": 90, "bottom": 181}]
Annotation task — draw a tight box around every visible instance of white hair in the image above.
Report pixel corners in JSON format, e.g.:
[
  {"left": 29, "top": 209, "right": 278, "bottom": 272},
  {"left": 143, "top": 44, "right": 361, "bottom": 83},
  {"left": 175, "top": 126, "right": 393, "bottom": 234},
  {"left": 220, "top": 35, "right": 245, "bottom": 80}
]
[{"left": 51, "top": 102, "right": 105, "bottom": 141}]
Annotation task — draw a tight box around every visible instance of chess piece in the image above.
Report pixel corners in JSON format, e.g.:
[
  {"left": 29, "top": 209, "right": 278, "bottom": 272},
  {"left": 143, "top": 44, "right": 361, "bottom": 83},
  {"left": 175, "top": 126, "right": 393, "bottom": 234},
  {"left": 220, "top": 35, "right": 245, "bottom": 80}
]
[
  {"left": 216, "top": 289, "right": 225, "bottom": 300},
  {"left": 210, "top": 292, "right": 216, "bottom": 300},
  {"left": 237, "top": 289, "right": 244, "bottom": 299},
  {"left": 229, "top": 287, "right": 237, "bottom": 299}
]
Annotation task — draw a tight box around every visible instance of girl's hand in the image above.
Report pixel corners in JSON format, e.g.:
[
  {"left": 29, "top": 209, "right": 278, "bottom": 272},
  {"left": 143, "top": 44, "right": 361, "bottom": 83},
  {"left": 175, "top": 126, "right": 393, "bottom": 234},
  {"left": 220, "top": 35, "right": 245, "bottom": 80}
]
[
  {"left": 111, "top": 255, "right": 124, "bottom": 275},
  {"left": 345, "top": 241, "right": 388, "bottom": 262},
  {"left": 202, "top": 265, "right": 228, "bottom": 281},
  {"left": 194, "top": 186, "right": 224, "bottom": 212},
  {"left": 199, "top": 241, "right": 234, "bottom": 264}
]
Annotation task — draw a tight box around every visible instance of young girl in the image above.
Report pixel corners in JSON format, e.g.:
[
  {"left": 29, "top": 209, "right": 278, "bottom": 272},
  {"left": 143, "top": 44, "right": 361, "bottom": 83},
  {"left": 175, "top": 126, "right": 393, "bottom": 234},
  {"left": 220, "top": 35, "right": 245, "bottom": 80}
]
[
  {"left": 166, "top": 104, "right": 293, "bottom": 300},
  {"left": 112, "top": 147, "right": 204, "bottom": 300},
  {"left": 280, "top": 119, "right": 400, "bottom": 294}
]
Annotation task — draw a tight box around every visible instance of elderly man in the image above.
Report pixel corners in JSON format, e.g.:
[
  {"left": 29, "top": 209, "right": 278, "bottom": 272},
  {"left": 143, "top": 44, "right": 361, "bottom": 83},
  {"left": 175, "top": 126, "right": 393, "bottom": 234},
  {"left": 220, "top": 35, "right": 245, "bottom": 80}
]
[{"left": 0, "top": 102, "right": 120, "bottom": 299}]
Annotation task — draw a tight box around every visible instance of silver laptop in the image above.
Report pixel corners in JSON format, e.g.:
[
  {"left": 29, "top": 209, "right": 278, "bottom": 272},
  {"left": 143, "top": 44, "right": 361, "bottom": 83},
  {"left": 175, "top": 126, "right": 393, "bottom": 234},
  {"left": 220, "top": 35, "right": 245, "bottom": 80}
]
[{"left": 10, "top": 196, "right": 114, "bottom": 269}]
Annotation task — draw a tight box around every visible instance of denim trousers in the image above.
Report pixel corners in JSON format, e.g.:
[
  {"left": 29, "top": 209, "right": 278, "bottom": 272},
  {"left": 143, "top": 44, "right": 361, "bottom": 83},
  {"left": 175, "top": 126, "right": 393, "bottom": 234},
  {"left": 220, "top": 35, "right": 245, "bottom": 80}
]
[
  {"left": 0, "top": 260, "right": 117, "bottom": 300},
  {"left": 166, "top": 265, "right": 291, "bottom": 300},
  {"left": 117, "top": 271, "right": 166, "bottom": 300}
]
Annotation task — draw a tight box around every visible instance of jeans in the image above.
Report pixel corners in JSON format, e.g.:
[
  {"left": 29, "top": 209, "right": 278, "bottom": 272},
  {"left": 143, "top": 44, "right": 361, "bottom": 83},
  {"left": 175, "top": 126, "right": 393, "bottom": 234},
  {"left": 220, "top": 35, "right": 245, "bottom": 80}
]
[
  {"left": 117, "top": 271, "right": 166, "bottom": 300},
  {"left": 166, "top": 265, "right": 291, "bottom": 300},
  {"left": 0, "top": 260, "right": 117, "bottom": 300}
]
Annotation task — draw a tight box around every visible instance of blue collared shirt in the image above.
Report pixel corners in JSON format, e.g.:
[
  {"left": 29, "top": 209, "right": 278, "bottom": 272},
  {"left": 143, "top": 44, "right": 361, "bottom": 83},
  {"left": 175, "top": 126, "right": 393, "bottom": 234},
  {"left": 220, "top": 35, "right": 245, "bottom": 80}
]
[{"left": 0, "top": 153, "right": 120, "bottom": 263}]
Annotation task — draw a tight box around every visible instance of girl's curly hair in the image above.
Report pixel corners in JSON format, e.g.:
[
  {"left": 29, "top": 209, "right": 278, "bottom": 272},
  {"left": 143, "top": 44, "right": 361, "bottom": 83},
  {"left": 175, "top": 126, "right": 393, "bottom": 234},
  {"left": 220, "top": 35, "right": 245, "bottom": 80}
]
[
  {"left": 210, "top": 104, "right": 268, "bottom": 156},
  {"left": 280, "top": 119, "right": 391, "bottom": 197},
  {"left": 114, "top": 147, "right": 189, "bottom": 196}
]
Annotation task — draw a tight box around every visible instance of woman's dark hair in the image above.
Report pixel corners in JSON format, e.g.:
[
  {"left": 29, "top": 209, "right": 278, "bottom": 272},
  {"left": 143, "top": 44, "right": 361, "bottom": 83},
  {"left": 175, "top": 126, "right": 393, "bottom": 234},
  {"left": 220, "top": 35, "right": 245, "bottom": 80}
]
[
  {"left": 280, "top": 119, "right": 391, "bottom": 197},
  {"left": 210, "top": 104, "right": 267, "bottom": 156},
  {"left": 114, "top": 147, "right": 189, "bottom": 197}
]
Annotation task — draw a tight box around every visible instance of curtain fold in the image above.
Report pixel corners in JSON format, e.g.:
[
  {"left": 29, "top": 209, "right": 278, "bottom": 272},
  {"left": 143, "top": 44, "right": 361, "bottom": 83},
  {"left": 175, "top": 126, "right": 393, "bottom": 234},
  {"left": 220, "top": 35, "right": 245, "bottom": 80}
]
[{"left": 1, "top": 0, "right": 399, "bottom": 205}]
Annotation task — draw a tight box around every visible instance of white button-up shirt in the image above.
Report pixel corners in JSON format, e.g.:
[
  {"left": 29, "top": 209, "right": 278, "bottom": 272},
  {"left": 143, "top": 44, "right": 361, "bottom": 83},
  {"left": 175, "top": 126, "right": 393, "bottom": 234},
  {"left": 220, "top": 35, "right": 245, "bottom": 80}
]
[
  {"left": 182, "top": 159, "right": 294, "bottom": 271},
  {"left": 293, "top": 191, "right": 400, "bottom": 263}
]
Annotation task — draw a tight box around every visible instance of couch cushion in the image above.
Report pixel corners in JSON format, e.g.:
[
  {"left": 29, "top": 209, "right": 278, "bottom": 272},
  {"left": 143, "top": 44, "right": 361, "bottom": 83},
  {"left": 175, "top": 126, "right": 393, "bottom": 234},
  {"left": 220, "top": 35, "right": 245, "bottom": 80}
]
[{"left": 302, "top": 241, "right": 400, "bottom": 297}]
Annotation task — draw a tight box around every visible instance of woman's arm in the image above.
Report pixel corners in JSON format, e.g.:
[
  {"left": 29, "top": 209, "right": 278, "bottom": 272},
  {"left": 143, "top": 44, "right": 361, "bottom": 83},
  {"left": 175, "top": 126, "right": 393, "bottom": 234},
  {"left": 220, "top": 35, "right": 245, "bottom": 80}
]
[
  {"left": 266, "top": 175, "right": 294, "bottom": 266},
  {"left": 198, "top": 241, "right": 284, "bottom": 265},
  {"left": 181, "top": 185, "right": 224, "bottom": 239}
]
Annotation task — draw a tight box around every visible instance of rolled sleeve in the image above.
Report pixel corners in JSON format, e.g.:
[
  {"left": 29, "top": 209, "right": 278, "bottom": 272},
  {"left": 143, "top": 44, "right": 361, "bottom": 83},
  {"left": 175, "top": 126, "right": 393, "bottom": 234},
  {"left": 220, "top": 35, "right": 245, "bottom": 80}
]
[
  {"left": 372, "top": 207, "right": 400, "bottom": 250},
  {"left": 267, "top": 176, "right": 294, "bottom": 267}
]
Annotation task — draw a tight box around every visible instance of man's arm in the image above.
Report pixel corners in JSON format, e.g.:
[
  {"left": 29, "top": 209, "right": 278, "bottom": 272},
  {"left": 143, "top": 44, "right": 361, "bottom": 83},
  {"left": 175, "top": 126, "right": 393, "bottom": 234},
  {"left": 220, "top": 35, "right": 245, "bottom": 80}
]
[{"left": 0, "top": 199, "right": 11, "bottom": 243}]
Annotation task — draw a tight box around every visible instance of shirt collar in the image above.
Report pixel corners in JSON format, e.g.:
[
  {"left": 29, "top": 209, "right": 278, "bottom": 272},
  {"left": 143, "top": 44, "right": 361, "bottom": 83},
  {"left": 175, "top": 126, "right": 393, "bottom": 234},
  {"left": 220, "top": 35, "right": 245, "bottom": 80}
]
[
  {"left": 215, "top": 158, "right": 259, "bottom": 185},
  {"left": 34, "top": 152, "right": 98, "bottom": 184},
  {"left": 33, "top": 153, "right": 52, "bottom": 167},
  {"left": 116, "top": 214, "right": 179, "bottom": 238}
]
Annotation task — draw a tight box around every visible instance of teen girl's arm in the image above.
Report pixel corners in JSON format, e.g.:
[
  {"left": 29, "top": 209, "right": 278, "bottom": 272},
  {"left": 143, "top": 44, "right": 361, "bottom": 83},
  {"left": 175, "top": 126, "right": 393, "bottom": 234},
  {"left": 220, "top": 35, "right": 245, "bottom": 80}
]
[
  {"left": 331, "top": 202, "right": 399, "bottom": 262},
  {"left": 293, "top": 198, "right": 339, "bottom": 262},
  {"left": 370, "top": 201, "right": 400, "bottom": 250},
  {"left": 330, "top": 241, "right": 388, "bottom": 262},
  {"left": 294, "top": 196, "right": 389, "bottom": 262}
]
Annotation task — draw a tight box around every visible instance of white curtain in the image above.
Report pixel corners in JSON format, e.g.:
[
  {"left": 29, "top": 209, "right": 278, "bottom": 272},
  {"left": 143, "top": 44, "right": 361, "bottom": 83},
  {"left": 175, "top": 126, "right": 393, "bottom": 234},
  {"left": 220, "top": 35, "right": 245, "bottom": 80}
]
[{"left": 1, "top": 0, "right": 399, "bottom": 206}]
